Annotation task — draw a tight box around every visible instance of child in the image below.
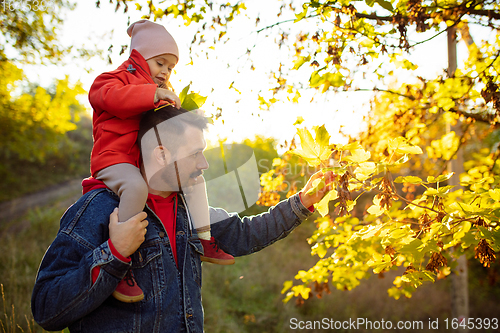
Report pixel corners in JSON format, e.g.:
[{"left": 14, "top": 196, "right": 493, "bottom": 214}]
[{"left": 88, "top": 20, "right": 234, "bottom": 303}]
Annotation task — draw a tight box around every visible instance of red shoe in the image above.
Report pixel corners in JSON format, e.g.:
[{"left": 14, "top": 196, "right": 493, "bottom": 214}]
[
  {"left": 112, "top": 270, "right": 144, "bottom": 303},
  {"left": 200, "top": 237, "right": 235, "bottom": 265}
]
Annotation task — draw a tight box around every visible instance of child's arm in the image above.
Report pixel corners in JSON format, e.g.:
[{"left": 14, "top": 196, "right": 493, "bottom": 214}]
[{"left": 89, "top": 74, "right": 179, "bottom": 119}]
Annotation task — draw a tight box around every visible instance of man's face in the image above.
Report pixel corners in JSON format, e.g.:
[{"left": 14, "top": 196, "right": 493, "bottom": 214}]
[{"left": 160, "top": 125, "right": 208, "bottom": 193}]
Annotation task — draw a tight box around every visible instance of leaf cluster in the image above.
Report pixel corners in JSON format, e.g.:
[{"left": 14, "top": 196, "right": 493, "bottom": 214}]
[
  {"left": 275, "top": 125, "right": 499, "bottom": 302},
  {"left": 0, "top": 60, "right": 86, "bottom": 163}
]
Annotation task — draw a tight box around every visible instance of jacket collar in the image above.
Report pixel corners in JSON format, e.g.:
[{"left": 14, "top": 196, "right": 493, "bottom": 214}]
[{"left": 127, "top": 49, "right": 155, "bottom": 84}]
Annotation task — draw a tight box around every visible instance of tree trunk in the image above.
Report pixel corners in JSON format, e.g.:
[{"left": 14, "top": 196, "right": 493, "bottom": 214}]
[{"left": 447, "top": 26, "right": 469, "bottom": 333}]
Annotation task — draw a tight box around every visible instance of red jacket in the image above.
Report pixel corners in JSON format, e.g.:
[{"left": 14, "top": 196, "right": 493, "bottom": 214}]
[{"left": 89, "top": 49, "right": 163, "bottom": 176}]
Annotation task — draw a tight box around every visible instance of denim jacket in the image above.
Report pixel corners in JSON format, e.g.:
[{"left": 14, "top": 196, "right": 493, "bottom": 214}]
[{"left": 31, "top": 188, "right": 312, "bottom": 332}]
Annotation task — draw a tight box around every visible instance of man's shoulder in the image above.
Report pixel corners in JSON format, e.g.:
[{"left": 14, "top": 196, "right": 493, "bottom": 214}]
[{"left": 61, "top": 189, "right": 118, "bottom": 229}]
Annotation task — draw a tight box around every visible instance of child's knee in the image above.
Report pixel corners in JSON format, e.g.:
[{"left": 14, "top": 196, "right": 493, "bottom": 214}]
[
  {"left": 122, "top": 177, "right": 148, "bottom": 199},
  {"left": 133, "top": 178, "right": 149, "bottom": 199}
]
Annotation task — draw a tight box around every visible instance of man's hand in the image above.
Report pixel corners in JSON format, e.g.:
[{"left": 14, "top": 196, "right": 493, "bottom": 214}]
[
  {"left": 109, "top": 208, "right": 149, "bottom": 258},
  {"left": 154, "top": 88, "right": 181, "bottom": 109},
  {"left": 299, "top": 171, "right": 336, "bottom": 209}
]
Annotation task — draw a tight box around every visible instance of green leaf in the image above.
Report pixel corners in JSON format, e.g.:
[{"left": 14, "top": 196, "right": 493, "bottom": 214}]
[
  {"left": 294, "top": 7, "right": 308, "bottom": 22},
  {"left": 375, "top": 0, "right": 394, "bottom": 11},
  {"left": 179, "top": 84, "right": 190, "bottom": 103},
  {"left": 179, "top": 84, "right": 207, "bottom": 111},
  {"left": 453, "top": 221, "right": 472, "bottom": 240},
  {"left": 367, "top": 253, "right": 392, "bottom": 274},
  {"left": 401, "top": 271, "right": 435, "bottom": 288},
  {"left": 399, "top": 239, "right": 425, "bottom": 262}
]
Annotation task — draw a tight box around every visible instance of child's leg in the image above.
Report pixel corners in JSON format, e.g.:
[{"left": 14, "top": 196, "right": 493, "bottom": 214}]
[
  {"left": 95, "top": 163, "right": 148, "bottom": 222},
  {"left": 94, "top": 163, "right": 147, "bottom": 303},
  {"left": 185, "top": 176, "right": 234, "bottom": 265},
  {"left": 185, "top": 176, "right": 211, "bottom": 239}
]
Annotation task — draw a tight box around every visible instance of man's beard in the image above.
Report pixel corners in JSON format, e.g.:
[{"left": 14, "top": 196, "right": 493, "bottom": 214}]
[{"left": 158, "top": 163, "right": 202, "bottom": 193}]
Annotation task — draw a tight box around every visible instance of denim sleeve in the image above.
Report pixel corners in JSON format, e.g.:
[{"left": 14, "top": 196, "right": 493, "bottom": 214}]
[
  {"left": 31, "top": 193, "right": 131, "bottom": 331},
  {"left": 209, "top": 193, "right": 313, "bottom": 257}
]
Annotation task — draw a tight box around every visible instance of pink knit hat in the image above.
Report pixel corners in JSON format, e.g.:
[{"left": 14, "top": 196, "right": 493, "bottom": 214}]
[{"left": 127, "top": 20, "right": 179, "bottom": 62}]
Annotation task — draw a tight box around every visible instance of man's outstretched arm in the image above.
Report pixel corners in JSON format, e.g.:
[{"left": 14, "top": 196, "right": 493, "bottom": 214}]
[{"left": 210, "top": 171, "right": 334, "bottom": 256}]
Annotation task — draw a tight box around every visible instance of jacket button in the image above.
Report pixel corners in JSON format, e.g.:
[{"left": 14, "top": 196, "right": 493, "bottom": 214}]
[
  {"left": 159, "top": 231, "right": 165, "bottom": 238},
  {"left": 101, "top": 250, "right": 108, "bottom": 260},
  {"left": 186, "top": 313, "right": 193, "bottom": 319}
]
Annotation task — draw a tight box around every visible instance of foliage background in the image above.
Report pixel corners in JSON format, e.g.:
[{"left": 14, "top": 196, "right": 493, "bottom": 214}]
[{"left": 1, "top": 0, "right": 500, "bottom": 331}]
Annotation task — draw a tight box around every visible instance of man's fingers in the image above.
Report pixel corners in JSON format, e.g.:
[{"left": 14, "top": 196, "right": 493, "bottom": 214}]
[
  {"left": 128, "top": 211, "right": 148, "bottom": 222},
  {"left": 110, "top": 208, "right": 119, "bottom": 225},
  {"left": 311, "top": 171, "right": 324, "bottom": 181}
]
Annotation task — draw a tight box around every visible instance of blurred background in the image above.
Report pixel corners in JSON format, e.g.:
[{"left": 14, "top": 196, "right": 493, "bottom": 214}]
[{"left": 1, "top": 0, "right": 499, "bottom": 332}]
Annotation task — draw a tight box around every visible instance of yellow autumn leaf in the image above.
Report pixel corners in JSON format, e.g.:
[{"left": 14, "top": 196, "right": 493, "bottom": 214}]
[
  {"left": 306, "top": 177, "right": 325, "bottom": 195},
  {"left": 314, "top": 189, "right": 339, "bottom": 216},
  {"left": 289, "top": 127, "right": 332, "bottom": 167},
  {"left": 344, "top": 148, "right": 371, "bottom": 163},
  {"left": 355, "top": 162, "right": 376, "bottom": 181},
  {"left": 367, "top": 196, "right": 385, "bottom": 216},
  {"left": 367, "top": 204, "right": 385, "bottom": 216},
  {"left": 388, "top": 137, "right": 423, "bottom": 155},
  {"left": 281, "top": 280, "right": 293, "bottom": 294},
  {"left": 489, "top": 189, "right": 500, "bottom": 202}
]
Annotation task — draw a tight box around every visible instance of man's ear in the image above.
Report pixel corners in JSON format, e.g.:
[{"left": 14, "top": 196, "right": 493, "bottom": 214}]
[{"left": 153, "top": 145, "right": 171, "bottom": 166}]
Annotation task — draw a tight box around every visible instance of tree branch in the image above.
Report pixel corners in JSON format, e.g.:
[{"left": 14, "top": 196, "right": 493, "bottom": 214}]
[
  {"left": 354, "top": 13, "right": 392, "bottom": 22},
  {"left": 468, "top": 9, "right": 500, "bottom": 20}
]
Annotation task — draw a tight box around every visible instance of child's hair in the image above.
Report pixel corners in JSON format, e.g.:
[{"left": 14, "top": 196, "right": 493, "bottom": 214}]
[{"left": 127, "top": 20, "right": 179, "bottom": 62}]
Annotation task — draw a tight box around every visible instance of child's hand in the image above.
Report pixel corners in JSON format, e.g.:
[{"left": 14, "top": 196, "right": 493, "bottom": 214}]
[
  {"left": 109, "top": 208, "right": 149, "bottom": 258},
  {"left": 155, "top": 88, "right": 181, "bottom": 109}
]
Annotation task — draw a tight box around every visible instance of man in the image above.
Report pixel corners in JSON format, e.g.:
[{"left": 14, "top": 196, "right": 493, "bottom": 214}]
[{"left": 31, "top": 106, "right": 334, "bottom": 332}]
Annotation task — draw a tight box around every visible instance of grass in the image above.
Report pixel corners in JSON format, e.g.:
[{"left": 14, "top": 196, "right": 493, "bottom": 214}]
[
  {"left": 1, "top": 199, "right": 499, "bottom": 332},
  {"left": 0, "top": 205, "right": 68, "bottom": 333}
]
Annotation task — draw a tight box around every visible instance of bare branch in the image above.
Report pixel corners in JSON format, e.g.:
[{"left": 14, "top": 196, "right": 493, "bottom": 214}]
[
  {"left": 468, "top": 9, "right": 500, "bottom": 20},
  {"left": 354, "top": 13, "right": 392, "bottom": 22}
]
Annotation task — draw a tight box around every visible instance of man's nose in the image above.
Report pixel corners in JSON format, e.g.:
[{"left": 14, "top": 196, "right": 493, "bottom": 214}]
[{"left": 197, "top": 154, "right": 209, "bottom": 170}]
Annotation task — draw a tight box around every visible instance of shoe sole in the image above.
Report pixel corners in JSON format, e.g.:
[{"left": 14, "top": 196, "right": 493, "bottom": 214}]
[
  {"left": 200, "top": 256, "right": 235, "bottom": 265},
  {"left": 112, "top": 291, "right": 145, "bottom": 303}
]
